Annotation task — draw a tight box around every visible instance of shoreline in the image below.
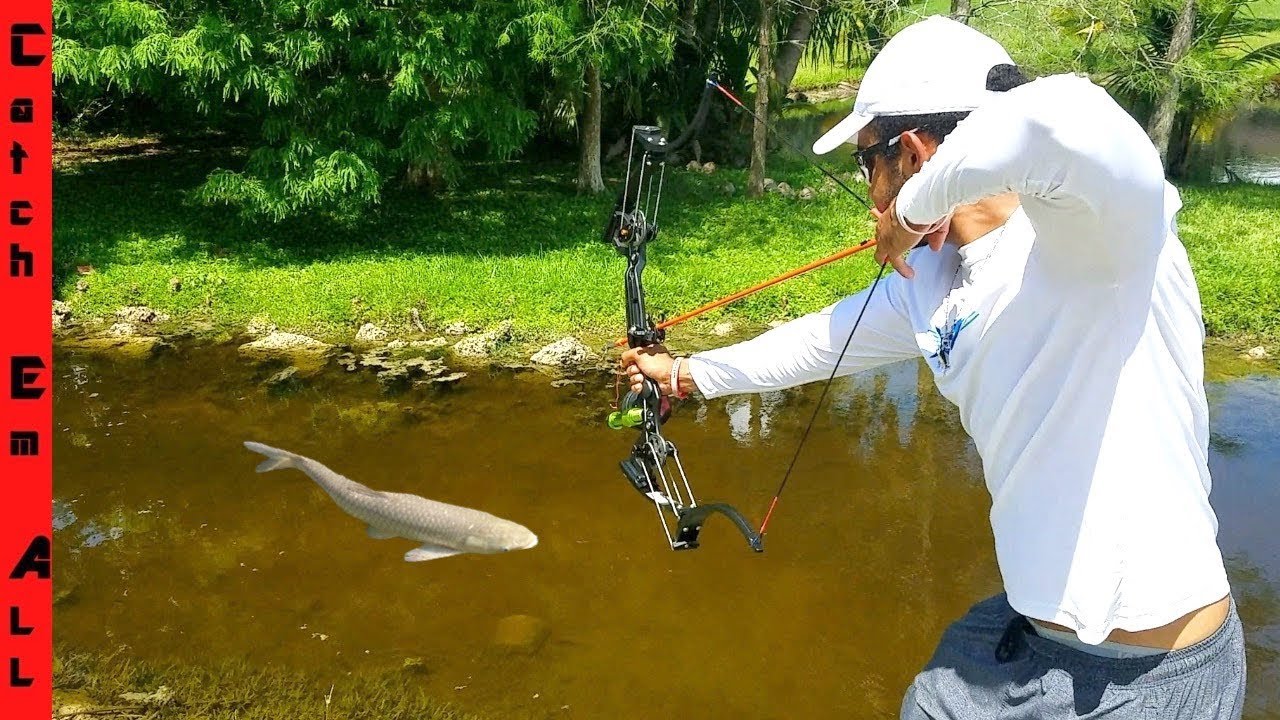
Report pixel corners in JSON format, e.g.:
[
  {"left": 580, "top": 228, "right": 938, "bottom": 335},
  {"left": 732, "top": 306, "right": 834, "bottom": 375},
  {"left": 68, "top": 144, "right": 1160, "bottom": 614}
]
[
  {"left": 53, "top": 141, "right": 1280, "bottom": 365},
  {"left": 51, "top": 310, "right": 1278, "bottom": 381}
]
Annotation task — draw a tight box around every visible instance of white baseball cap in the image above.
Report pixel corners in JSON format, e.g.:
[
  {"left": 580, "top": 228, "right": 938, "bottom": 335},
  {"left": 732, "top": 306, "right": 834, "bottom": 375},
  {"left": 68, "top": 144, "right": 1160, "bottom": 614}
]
[{"left": 812, "top": 16, "right": 1015, "bottom": 155}]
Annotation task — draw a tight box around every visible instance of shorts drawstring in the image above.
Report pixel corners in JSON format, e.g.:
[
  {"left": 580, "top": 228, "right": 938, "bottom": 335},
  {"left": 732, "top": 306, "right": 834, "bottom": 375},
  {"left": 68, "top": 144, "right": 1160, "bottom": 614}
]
[{"left": 995, "top": 615, "right": 1033, "bottom": 662}]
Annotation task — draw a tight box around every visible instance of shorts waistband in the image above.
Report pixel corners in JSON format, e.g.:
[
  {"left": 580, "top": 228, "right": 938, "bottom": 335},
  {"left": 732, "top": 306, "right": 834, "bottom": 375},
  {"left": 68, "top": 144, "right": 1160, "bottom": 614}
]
[
  {"left": 1028, "top": 619, "right": 1167, "bottom": 659},
  {"left": 1020, "top": 597, "right": 1242, "bottom": 687}
]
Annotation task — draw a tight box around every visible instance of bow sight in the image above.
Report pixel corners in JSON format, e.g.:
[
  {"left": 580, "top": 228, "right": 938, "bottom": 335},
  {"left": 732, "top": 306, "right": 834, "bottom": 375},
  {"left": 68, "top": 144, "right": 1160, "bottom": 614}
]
[{"left": 603, "top": 124, "right": 763, "bottom": 553}]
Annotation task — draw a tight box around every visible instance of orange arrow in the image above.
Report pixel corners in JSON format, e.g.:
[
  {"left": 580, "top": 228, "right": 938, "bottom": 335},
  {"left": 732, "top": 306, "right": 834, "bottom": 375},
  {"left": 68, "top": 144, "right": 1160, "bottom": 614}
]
[{"left": 614, "top": 238, "right": 877, "bottom": 347}]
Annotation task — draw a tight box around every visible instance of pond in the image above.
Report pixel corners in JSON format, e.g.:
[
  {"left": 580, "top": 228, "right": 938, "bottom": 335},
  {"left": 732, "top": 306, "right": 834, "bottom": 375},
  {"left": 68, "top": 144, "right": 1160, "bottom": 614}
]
[
  {"left": 1197, "top": 103, "right": 1280, "bottom": 185},
  {"left": 52, "top": 344, "right": 1280, "bottom": 719}
]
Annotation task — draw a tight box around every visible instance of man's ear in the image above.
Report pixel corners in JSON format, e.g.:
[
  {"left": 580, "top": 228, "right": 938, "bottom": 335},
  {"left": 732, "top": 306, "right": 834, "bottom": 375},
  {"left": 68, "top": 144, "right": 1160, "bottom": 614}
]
[{"left": 899, "top": 130, "right": 934, "bottom": 172}]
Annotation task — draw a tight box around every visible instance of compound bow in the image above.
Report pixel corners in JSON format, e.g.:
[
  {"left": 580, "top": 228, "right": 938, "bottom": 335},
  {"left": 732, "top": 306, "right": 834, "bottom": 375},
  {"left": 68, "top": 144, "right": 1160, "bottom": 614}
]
[
  {"left": 603, "top": 112, "right": 765, "bottom": 552},
  {"left": 603, "top": 79, "right": 888, "bottom": 553}
]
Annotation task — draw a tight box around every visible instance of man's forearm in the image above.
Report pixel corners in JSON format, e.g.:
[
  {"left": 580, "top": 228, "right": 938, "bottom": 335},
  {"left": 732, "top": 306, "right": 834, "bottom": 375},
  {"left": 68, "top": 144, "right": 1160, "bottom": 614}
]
[{"left": 683, "top": 288, "right": 917, "bottom": 400}]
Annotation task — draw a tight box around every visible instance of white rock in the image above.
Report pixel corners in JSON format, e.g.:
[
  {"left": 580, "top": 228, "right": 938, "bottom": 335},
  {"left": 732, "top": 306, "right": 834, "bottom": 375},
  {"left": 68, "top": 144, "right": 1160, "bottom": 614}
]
[
  {"left": 238, "top": 332, "right": 333, "bottom": 365},
  {"left": 115, "top": 306, "right": 170, "bottom": 324},
  {"left": 355, "top": 322, "right": 389, "bottom": 344},
  {"left": 245, "top": 316, "right": 277, "bottom": 337},
  {"left": 531, "top": 336, "right": 596, "bottom": 367}
]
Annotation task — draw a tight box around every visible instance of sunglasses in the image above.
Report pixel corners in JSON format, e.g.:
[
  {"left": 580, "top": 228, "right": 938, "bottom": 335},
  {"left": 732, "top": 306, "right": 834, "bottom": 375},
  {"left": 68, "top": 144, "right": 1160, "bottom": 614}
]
[{"left": 852, "top": 127, "right": 920, "bottom": 182}]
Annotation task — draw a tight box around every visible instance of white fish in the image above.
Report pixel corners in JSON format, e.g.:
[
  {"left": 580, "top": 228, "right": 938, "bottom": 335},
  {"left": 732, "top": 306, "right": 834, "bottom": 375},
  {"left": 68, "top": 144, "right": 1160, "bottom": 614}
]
[{"left": 244, "top": 441, "right": 538, "bottom": 561}]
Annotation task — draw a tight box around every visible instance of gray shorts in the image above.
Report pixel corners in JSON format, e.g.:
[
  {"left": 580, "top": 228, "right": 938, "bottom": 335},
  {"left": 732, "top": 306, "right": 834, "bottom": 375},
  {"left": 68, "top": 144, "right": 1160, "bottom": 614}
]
[{"left": 902, "top": 594, "right": 1246, "bottom": 720}]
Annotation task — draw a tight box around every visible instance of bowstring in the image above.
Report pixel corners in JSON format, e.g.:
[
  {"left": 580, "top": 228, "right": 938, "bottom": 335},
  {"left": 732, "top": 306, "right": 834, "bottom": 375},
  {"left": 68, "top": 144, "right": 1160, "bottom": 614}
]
[
  {"left": 692, "top": 75, "right": 897, "bottom": 543},
  {"left": 756, "top": 259, "right": 889, "bottom": 539}
]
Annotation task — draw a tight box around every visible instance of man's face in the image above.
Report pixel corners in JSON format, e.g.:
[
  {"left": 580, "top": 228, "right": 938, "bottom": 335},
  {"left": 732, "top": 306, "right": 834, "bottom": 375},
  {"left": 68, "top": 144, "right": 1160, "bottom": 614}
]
[
  {"left": 855, "top": 126, "right": 907, "bottom": 213},
  {"left": 855, "top": 126, "right": 936, "bottom": 213}
]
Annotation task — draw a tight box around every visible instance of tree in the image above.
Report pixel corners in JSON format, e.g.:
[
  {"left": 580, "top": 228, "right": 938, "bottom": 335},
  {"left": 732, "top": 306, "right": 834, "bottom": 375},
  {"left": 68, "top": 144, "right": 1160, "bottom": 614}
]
[
  {"left": 749, "top": 0, "right": 774, "bottom": 197},
  {"left": 1058, "top": 0, "right": 1280, "bottom": 177},
  {"left": 513, "top": 0, "right": 675, "bottom": 195},
  {"left": 774, "top": 1, "right": 823, "bottom": 97},
  {"left": 803, "top": 0, "right": 926, "bottom": 80},
  {"left": 579, "top": 62, "right": 605, "bottom": 192},
  {"left": 55, "top": 0, "right": 547, "bottom": 219},
  {"left": 1147, "top": 0, "right": 1197, "bottom": 165}
]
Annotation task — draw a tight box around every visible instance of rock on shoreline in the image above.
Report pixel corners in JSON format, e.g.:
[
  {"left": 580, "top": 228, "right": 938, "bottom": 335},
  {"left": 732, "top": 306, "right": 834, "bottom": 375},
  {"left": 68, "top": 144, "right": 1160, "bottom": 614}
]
[
  {"left": 531, "top": 336, "right": 595, "bottom": 368},
  {"left": 238, "top": 332, "right": 335, "bottom": 373}
]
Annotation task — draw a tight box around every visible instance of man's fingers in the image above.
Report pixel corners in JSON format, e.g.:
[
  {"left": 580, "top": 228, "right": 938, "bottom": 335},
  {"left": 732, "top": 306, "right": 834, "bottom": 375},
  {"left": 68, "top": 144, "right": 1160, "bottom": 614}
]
[
  {"left": 925, "top": 219, "right": 950, "bottom": 251},
  {"left": 890, "top": 253, "right": 914, "bottom": 279}
]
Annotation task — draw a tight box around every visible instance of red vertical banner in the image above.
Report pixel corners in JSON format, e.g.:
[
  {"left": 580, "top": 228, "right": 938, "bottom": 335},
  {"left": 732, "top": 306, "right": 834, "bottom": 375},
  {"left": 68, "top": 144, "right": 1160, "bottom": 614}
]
[{"left": 0, "top": 0, "right": 53, "bottom": 717}]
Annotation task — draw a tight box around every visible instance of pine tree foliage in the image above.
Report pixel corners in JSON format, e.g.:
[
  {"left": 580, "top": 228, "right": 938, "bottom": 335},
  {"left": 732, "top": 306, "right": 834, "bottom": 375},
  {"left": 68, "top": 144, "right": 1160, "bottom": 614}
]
[
  {"left": 1055, "top": 0, "right": 1280, "bottom": 128},
  {"left": 56, "top": 0, "right": 542, "bottom": 219}
]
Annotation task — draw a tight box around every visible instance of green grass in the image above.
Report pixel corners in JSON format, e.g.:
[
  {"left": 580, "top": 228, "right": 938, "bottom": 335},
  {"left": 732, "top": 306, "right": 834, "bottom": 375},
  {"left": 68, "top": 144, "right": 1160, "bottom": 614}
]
[
  {"left": 1251, "top": 0, "right": 1280, "bottom": 52},
  {"left": 790, "top": 58, "right": 864, "bottom": 92},
  {"left": 54, "top": 646, "right": 481, "bottom": 720},
  {"left": 53, "top": 141, "right": 1280, "bottom": 346},
  {"left": 1176, "top": 183, "right": 1280, "bottom": 340},
  {"left": 54, "top": 141, "right": 879, "bottom": 345}
]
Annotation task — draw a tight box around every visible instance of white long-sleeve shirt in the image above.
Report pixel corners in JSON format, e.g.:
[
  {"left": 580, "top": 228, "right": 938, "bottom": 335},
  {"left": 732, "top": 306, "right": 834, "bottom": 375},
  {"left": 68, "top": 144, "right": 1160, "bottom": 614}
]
[{"left": 688, "top": 73, "right": 1229, "bottom": 644}]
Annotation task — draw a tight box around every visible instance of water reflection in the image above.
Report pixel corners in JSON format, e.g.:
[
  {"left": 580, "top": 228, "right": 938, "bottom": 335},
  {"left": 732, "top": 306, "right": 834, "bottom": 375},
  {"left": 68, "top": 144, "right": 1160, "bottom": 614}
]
[
  {"left": 52, "top": 347, "right": 1280, "bottom": 719},
  {"left": 1198, "top": 104, "right": 1280, "bottom": 185}
]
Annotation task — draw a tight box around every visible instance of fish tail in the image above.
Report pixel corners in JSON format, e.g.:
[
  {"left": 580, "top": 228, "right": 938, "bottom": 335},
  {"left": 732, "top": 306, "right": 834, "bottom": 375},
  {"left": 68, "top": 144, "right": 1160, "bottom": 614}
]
[{"left": 243, "top": 441, "right": 297, "bottom": 473}]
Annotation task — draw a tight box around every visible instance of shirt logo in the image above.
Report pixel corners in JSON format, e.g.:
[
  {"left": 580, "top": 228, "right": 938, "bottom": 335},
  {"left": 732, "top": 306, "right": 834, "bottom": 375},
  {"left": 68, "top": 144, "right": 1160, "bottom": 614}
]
[{"left": 926, "top": 309, "right": 978, "bottom": 372}]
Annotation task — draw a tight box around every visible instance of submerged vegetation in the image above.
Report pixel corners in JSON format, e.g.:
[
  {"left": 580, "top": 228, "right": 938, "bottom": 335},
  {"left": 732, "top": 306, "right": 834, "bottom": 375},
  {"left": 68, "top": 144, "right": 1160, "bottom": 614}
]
[{"left": 55, "top": 646, "right": 482, "bottom": 719}]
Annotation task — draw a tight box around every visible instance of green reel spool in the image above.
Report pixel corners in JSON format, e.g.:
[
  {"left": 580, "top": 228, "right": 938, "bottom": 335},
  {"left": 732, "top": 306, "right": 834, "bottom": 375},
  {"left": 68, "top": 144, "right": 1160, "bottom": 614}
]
[{"left": 607, "top": 407, "right": 644, "bottom": 429}]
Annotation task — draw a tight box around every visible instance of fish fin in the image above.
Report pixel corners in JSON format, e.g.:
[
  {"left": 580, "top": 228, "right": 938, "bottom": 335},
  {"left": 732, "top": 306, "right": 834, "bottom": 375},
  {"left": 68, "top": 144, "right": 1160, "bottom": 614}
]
[
  {"left": 366, "top": 525, "right": 398, "bottom": 540},
  {"left": 404, "top": 545, "right": 463, "bottom": 562},
  {"left": 244, "top": 441, "right": 296, "bottom": 473},
  {"left": 347, "top": 483, "right": 384, "bottom": 499}
]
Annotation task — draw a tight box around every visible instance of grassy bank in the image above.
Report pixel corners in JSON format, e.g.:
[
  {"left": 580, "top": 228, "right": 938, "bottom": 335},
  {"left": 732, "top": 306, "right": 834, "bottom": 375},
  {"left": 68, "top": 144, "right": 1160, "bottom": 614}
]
[
  {"left": 53, "top": 140, "right": 1280, "bottom": 348},
  {"left": 54, "top": 646, "right": 480, "bottom": 720}
]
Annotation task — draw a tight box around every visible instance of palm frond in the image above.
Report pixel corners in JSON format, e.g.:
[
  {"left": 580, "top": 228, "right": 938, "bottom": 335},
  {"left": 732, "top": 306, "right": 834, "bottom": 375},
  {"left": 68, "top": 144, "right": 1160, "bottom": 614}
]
[{"left": 1236, "top": 40, "right": 1280, "bottom": 67}]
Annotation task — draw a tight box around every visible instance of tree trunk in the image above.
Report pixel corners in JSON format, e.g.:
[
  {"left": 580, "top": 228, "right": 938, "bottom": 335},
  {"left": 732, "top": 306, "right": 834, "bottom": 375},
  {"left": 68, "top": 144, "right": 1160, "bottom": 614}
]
[
  {"left": 679, "top": 0, "right": 700, "bottom": 42},
  {"left": 774, "top": 1, "right": 821, "bottom": 97},
  {"left": 950, "top": 0, "right": 972, "bottom": 24},
  {"left": 577, "top": 62, "right": 605, "bottom": 194},
  {"left": 748, "top": 0, "right": 774, "bottom": 197},
  {"left": 1147, "top": 0, "right": 1196, "bottom": 169},
  {"left": 1167, "top": 110, "right": 1195, "bottom": 179}
]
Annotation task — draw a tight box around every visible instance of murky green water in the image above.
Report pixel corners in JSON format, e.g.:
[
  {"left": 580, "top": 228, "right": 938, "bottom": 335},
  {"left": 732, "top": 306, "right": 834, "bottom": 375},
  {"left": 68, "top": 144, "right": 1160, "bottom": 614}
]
[{"left": 53, "top": 345, "right": 1280, "bottom": 719}]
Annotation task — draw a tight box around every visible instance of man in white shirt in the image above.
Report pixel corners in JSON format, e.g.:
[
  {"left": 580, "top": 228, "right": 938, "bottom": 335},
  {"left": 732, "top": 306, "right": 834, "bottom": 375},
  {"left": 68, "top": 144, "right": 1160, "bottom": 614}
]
[{"left": 621, "top": 16, "right": 1244, "bottom": 720}]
